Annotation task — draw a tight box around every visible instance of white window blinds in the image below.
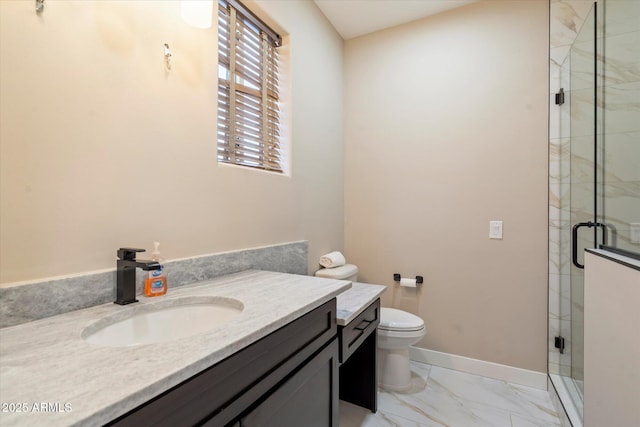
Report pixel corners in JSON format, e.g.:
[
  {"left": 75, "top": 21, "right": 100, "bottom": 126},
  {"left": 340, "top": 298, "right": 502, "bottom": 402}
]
[{"left": 217, "top": 0, "right": 282, "bottom": 172}]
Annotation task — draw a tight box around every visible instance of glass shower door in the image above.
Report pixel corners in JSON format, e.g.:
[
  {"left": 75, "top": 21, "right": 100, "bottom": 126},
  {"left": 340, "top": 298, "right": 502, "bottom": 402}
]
[{"left": 560, "top": 1, "right": 601, "bottom": 409}]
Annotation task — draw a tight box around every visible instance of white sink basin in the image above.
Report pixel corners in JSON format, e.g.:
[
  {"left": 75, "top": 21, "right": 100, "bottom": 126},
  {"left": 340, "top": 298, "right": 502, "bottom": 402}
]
[{"left": 82, "top": 296, "right": 244, "bottom": 347}]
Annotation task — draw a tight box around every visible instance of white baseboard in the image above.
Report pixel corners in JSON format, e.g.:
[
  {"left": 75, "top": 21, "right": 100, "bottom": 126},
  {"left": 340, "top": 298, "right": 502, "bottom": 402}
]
[{"left": 409, "top": 347, "right": 548, "bottom": 390}]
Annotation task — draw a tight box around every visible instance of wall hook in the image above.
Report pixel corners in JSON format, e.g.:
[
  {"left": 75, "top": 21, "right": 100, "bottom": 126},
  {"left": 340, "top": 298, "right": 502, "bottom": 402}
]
[
  {"left": 35, "top": 0, "right": 45, "bottom": 14},
  {"left": 164, "top": 43, "right": 172, "bottom": 71}
]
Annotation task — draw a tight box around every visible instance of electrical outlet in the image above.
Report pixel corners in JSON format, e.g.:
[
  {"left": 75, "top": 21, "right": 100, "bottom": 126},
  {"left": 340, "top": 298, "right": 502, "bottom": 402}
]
[{"left": 631, "top": 223, "right": 640, "bottom": 244}]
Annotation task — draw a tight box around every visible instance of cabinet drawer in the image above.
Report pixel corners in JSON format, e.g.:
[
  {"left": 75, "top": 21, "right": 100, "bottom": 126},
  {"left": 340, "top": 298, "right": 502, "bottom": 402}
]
[{"left": 338, "top": 299, "right": 380, "bottom": 363}]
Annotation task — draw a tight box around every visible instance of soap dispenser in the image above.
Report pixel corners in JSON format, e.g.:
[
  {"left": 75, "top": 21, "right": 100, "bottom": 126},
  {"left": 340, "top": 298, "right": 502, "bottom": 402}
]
[{"left": 144, "top": 242, "right": 168, "bottom": 297}]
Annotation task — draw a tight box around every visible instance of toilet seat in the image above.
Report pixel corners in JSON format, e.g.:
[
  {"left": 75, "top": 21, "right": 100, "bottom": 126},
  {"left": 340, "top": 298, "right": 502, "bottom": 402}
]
[
  {"left": 377, "top": 327, "right": 425, "bottom": 340},
  {"left": 379, "top": 307, "right": 424, "bottom": 332}
]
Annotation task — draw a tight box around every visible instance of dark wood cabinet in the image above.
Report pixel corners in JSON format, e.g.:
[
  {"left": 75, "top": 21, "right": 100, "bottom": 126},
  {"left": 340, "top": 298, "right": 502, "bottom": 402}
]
[
  {"left": 108, "top": 299, "right": 338, "bottom": 427},
  {"left": 338, "top": 299, "right": 379, "bottom": 363},
  {"left": 338, "top": 299, "right": 380, "bottom": 413},
  {"left": 239, "top": 338, "right": 339, "bottom": 427}
]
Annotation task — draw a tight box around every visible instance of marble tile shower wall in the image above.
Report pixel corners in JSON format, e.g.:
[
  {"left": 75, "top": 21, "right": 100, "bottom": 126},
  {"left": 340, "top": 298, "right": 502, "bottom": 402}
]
[
  {"left": 548, "top": 0, "right": 595, "bottom": 378},
  {"left": 600, "top": 0, "right": 640, "bottom": 255},
  {"left": 0, "top": 241, "right": 308, "bottom": 328}
]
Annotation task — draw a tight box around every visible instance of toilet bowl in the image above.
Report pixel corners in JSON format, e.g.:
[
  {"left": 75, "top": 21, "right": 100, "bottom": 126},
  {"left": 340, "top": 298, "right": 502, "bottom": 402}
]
[
  {"left": 315, "top": 265, "right": 426, "bottom": 392},
  {"left": 377, "top": 307, "right": 425, "bottom": 391}
]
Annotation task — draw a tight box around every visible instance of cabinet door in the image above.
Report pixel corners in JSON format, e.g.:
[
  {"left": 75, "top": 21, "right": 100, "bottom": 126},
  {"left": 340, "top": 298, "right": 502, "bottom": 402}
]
[{"left": 240, "top": 339, "right": 339, "bottom": 427}]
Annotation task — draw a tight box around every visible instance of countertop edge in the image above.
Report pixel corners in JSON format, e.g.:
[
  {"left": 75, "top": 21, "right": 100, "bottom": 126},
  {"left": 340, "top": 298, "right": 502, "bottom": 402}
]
[
  {"left": 336, "top": 282, "right": 387, "bottom": 326},
  {"left": 586, "top": 248, "right": 640, "bottom": 271}
]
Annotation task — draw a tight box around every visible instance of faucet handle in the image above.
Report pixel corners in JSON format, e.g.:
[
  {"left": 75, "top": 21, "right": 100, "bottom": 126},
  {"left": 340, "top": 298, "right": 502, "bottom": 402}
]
[{"left": 117, "top": 248, "right": 146, "bottom": 261}]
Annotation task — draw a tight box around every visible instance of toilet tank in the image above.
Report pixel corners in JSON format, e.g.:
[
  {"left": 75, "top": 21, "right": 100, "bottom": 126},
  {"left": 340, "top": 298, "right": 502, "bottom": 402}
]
[{"left": 314, "top": 264, "right": 358, "bottom": 282}]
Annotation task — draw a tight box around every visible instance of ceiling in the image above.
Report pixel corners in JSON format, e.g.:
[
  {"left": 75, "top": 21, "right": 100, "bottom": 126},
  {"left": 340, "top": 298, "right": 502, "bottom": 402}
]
[{"left": 313, "top": 0, "right": 478, "bottom": 40}]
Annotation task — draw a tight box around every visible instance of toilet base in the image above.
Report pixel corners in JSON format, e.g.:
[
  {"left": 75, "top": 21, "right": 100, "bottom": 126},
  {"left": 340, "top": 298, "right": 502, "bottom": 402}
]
[{"left": 377, "top": 347, "right": 413, "bottom": 392}]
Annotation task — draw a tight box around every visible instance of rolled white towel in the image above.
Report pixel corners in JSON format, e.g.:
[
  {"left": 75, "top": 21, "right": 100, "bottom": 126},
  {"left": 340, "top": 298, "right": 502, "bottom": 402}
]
[{"left": 319, "top": 251, "right": 346, "bottom": 268}]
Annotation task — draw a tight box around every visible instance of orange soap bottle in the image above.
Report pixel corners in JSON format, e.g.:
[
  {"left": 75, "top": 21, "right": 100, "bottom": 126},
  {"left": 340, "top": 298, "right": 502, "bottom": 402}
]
[{"left": 144, "top": 242, "right": 167, "bottom": 297}]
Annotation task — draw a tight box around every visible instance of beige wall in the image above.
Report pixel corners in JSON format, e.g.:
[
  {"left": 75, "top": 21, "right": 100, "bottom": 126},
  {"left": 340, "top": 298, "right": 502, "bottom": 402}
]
[
  {"left": 344, "top": 0, "right": 549, "bottom": 372},
  {"left": 0, "top": 0, "right": 344, "bottom": 284}
]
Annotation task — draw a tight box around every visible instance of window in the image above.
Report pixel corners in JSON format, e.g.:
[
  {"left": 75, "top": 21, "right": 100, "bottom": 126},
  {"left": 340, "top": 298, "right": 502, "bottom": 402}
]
[{"left": 217, "top": 0, "right": 282, "bottom": 172}]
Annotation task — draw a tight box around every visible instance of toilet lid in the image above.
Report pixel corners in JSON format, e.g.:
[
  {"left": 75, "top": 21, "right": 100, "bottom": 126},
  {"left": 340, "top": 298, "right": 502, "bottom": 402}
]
[
  {"left": 314, "top": 264, "right": 358, "bottom": 280},
  {"left": 379, "top": 307, "right": 424, "bottom": 331}
]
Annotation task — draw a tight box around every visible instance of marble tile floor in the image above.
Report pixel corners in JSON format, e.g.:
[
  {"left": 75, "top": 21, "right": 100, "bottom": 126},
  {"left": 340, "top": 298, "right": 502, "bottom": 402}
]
[{"left": 340, "top": 362, "right": 561, "bottom": 427}]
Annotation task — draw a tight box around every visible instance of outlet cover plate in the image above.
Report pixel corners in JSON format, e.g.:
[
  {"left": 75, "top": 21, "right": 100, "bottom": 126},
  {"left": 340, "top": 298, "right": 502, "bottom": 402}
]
[
  {"left": 490, "top": 221, "right": 503, "bottom": 239},
  {"left": 631, "top": 223, "right": 640, "bottom": 244}
]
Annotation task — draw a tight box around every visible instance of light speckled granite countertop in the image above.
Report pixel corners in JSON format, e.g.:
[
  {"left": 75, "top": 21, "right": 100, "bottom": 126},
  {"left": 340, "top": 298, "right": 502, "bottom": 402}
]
[
  {"left": 0, "top": 270, "right": 350, "bottom": 426},
  {"left": 335, "top": 282, "right": 386, "bottom": 326}
]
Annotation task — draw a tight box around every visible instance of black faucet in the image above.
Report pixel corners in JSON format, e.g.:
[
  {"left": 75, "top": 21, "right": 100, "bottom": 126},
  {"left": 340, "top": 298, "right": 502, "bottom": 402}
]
[{"left": 115, "top": 248, "right": 161, "bottom": 305}]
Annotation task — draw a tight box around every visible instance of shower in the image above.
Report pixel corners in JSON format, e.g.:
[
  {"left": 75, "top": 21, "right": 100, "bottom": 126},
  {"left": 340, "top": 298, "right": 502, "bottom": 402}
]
[{"left": 548, "top": 0, "right": 640, "bottom": 424}]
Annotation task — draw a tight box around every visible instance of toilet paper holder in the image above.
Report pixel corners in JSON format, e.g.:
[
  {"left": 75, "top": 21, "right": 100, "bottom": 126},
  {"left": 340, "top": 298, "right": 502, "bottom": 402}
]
[{"left": 393, "top": 273, "right": 423, "bottom": 285}]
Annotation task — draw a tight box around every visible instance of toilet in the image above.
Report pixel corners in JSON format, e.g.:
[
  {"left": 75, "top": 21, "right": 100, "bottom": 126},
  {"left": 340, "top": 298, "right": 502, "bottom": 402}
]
[
  {"left": 315, "top": 264, "right": 426, "bottom": 392},
  {"left": 376, "top": 307, "right": 425, "bottom": 391}
]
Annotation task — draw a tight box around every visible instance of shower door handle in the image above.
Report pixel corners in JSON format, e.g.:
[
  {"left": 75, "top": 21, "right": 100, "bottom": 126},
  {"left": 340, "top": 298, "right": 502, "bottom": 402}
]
[{"left": 572, "top": 221, "right": 609, "bottom": 269}]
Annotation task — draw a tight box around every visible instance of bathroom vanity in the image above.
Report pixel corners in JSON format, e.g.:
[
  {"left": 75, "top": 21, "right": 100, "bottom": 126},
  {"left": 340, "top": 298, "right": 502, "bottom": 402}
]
[
  {"left": 108, "top": 282, "right": 384, "bottom": 426},
  {"left": 0, "top": 271, "right": 351, "bottom": 426},
  {"left": 0, "top": 271, "right": 386, "bottom": 426},
  {"left": 110, "top": 299, "right": 340, "bottom": 426}
]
